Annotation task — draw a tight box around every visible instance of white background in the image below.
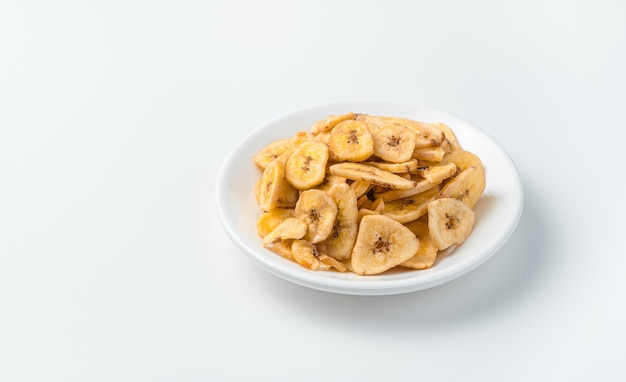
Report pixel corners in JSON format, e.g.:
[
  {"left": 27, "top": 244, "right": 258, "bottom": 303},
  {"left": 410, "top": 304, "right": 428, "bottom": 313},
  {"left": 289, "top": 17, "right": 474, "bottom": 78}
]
[{"left": 1, "top": 1, "right": 625, "bottom": 381}]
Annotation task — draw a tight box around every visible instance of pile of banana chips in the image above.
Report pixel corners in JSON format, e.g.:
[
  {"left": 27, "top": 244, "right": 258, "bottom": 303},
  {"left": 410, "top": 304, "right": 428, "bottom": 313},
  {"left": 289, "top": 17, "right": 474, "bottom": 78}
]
[{"left": 253, "top": 112, "right": 485, "bottom": 275}]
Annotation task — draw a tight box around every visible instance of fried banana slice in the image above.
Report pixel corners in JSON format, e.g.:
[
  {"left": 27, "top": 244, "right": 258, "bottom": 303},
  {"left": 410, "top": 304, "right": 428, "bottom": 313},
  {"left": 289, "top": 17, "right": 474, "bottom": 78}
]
[
  {"left": 256, "top": 208, "right": 295, "bottom": 238},
  {"left": 321, "top": 183, "right": 359, "bottom": 260},
  {"left": 373, "top": 175, "right": 441, "bottom": 202},
  {"left": 351, "top": 214, "right": 420, "bottom": 275},
  {"left": 438, "top": 166, "right": 485, "bottom": 208},
  {"left": 439, "top": 150, "right": 483, "bottom": 172},
  {"left": 433, "top": 122, "right": 462, "bottom": 151},
  {"left": 294, "top": 189, "right": 338, "bottom": 244},
  {"left": 285, "top": 140, "right": 329, "bottom": 190},
  {"left": 417, "top": 163, "right": 457, "bottom": 184},
  {"left": 401, "top": 217, "right": 438, "bottom": 269},
  {"left": 253, "top": 138, "right": 293, "bottom": 170},
  {"left": 412, "top": 146, "right": 446, "bottom": 162},
  {"left": 311, "top": 112, "right": 356, "bottom": 134},
  {"left": 427, "top": 198, "right": 475, "bottom": 250},
  {"left": 258, "top": 159, "right": 286, "bottom": 212},
  {"left": 329, "top": 120, "right": 375, "bottom": 162},
  {"left": 362, "top": 159, "right": 419, "bottom": 173},
  {"left": 382, "top": 186, "right": 441, "bottom": 224},
  {"left": 329, "top": 163, "right": 416, "bottom": 190},
  {"left": 262, "top": 217, "right": 307, "bottom": 248},
  {"left": 292, "top": 239, "right": 347, "bottom": 271},
  {"left": 371, "top": 124, "right": 417, "bottom": 163}
]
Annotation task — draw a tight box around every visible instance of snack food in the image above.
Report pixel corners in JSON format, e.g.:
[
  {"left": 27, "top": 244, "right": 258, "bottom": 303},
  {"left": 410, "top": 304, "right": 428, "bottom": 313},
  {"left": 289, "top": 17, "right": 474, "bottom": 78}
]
[{"left": 253, "top": 112, "right": 485, "bottom": 275}]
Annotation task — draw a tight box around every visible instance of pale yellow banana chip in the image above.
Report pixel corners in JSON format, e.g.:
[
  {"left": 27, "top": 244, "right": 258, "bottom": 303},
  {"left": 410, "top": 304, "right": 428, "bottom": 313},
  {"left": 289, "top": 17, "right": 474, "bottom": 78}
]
[
  {"left": 372, "top": 124, "right": 417, "bottom": 163},
  {"left": 329, "top": 162, "right": 416, "bottom": 190},
  {"left": 262, "top": 217, "right": 307, "bottom": 248},
  {"left": 362, "top": 159, "right": 419, "bottom": 173},
  {"left": 311, "top": 112, "right": 356, "bottom": 134},
  {"left": 285, "top": 140, "right": 329, "bottom": 190},
  {"left": 401, "top": 217, "right": 438, "bottom": 269},
  {"left": 383, "top": 186, "right": 441, "bottom": 224},
  {"left": 256, "top": 208, "right": 295, "bottom": 238},
  {"left": 417, "top": 163, "right": 457, "bottom": 184},
  {"left": 427, "top": 198, "right": 475, "bottom": 250},
  {"left": 322, "top": 183, "right": 359, "bottom": 260},
  {"left": 438, "top": 166, "right": 485, "bottom": 208},
  {"left": 258, "top": 159, "right": 286, "bottom": 212},
  {"left": 294, "top": 189, "right": 338, "bottom": 244},
  {"left": 351, "top": 214, "right": 420, "bottom": 275},
  {"left": 329, "top": 120, "right": 375, "bottom": 162}
]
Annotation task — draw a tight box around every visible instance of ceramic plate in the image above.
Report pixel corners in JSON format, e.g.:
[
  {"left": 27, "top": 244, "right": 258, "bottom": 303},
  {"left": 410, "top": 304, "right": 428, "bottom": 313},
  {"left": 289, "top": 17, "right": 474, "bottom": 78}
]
[{"left": 216, "top": 100, "right": 523, "bottom": 295}]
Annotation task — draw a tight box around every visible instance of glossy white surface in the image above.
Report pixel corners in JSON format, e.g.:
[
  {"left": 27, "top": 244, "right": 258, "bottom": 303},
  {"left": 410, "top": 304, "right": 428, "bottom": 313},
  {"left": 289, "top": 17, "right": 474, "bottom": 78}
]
[
  {"left": 217, "top": 100, "right": 523, "bottom": 295},
  {"left": 1, "top": 1, "right": 626, "bottom": 381}
]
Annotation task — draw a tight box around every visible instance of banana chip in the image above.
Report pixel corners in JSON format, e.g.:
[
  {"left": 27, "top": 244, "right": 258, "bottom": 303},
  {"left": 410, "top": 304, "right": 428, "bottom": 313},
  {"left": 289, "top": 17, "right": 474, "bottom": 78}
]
[{"left": 253, "top": 112, "right": 486, "bottom": 275}]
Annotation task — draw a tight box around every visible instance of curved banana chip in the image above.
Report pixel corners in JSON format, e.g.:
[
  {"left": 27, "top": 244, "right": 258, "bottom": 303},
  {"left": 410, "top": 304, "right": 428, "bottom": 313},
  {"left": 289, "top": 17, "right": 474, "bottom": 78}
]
[
  {"left": 373, "top": 175, "right": 441, "bottom": 202},
  {"left": 363, "top": 159, "right": 419, "bottom": 173},
  {"left": 253, "top": 138, "right": 293, "bottom": 170},
  {"left": 417, "top": 163, "right": 457, "bottom": 184},
  {"left": 322, "top": 183, "right": 359, "bottom": 260},
  {"left": 329, "top": 162, "right": 416, "bottom": 190},
  {"left": 258, "top": 159, "right": 286, "bottom": 212},
  {"left": 285, "top": 140, "right": 329, "bottom": 190},
  {"left": 262, "top": 217, "right": 307, "bottom": 248},
  {"left": 294, "top": 189, "right": 338, "bottom": 244},
  {"left": 401, "top": 218, "right": 438, "bottom": 269},
  {"left": 256, "top": 208, "right": 295, "bottom": 238},
  {"left": 292, "top": 239, "right": 347, "bottom": 272},
  {"left": 311, "top": 112, "right": 356, "bottom": 134},
  {"left": 351, "top": 214, "right": 420, "bottom": 275},
  {"left": 427, "top": 198, "right": 475, "bottom": 250},
  {"left": 383, "top": 185, "right": 441, "bottom": 223},
  {"left": 329, "top": 120, "right": 375, "bottom": 162},
  {"left": 372, "top": 124, "right": 417, "bottom": 163},
  {"left": 433, "top": 122, "right": 462, "bottom": 151},
  {"left": 438, "top": 166, "right": 485, "bottom": 208},
  {"left": 440, "top": 150, "right": 483, "bottom": 172}
]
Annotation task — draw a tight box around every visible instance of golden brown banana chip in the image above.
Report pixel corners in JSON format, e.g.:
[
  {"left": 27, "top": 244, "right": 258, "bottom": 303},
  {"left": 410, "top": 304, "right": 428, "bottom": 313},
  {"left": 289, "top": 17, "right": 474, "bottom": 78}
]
[
  {"left": 285, "top": 140, "right": 329, "bottom": 190},
  {"left": 329, "top": 162, "right": 416, "bottom": 190},
  {"left": 427, "top": 198, "right": 475, "bottom": 250},
  {"left": 329, "top": 120, "right": 375, "bottom": 162},
  {"left": 294, "top": 189, "right": 338, "bottom": 244},
  {"left": 401, "top": 217, "right": 438, "bottom": 269},
  {"left": 383, "top": 186, "right": 441, "bottom": 224},
  {"left": 256, "top": 208, "right": 295, "bottom": 238},
  {"left": 438, "top": 166, "right": 486, "bottom": 208},
  {"left": 372, "top": 124, "right": 417, "bottom": 163},
  {"left": 351, "top": 214, "right": 420, "bottom": 275},
  {"left": 258, "top": 159, "right": 286, "bottom": 212}
]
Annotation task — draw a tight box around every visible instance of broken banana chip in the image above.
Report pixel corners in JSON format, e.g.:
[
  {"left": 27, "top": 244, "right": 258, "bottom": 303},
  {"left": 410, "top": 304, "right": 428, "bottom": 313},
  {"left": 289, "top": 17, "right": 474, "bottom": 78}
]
[{"left": 252, "top": 112, "right": 486, "bottom": 275}]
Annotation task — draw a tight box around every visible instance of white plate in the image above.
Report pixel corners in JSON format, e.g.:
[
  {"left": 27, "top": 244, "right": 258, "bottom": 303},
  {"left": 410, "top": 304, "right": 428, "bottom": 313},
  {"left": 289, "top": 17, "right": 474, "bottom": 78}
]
[{"left": 216, "top": 100, "right": 523, "bottom": 295}]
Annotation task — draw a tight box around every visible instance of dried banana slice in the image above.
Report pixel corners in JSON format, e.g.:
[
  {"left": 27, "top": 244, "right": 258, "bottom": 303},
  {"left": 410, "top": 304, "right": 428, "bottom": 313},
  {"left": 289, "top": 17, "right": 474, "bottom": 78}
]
[
  {"left": 329, "top": 120, "right": 375, "bottom": 162},
  {"left": 253, "top": 138, "right": 293, "bottom": 170},
  {"left": 438, "top": 166, "right": 486, "bottom": 208},
  {"left": 403, "top": 121, "right": 445, "bottom": 148},
  {"left": 267, "top": 239, "right": 296, "bottom": 262},
  {"left": 427, "top": 198, "right": 475, "bottom": 250},
  {"left": 285, "top": 140, "right": 329, "bottom": 190},
  {"left": 401, "top": 217, "right": 438, "bottom": 269},
  {"left": 262, "top": 217, "right": 307, "bottom": 248},
  {"left": 329, "top": 163, "right": 416, "bottom": 190},
  {"left": 363, "top": 159, "right": 419, "bottom": 173},
  {"left": 351, "top": 214, "right": 420, "bottom": 275},
  {"left": 439, "top": 150, "right": 483, "bottom": 172},
  {"left": 372, "top": 124, "right": 417, "bottom": 163},
  {"left": 311, "top": 112, "right": 356, "bottom": 134},
  {"left": 412, "top": 146, "right": 446, "bottom": 162},
  {"left": 321, "top": 183, "right": 359, "bottom": 260},
  {"left": 373, "top": 175, "right": 441, "bottom": 202},
  {"left": 417, "top": 163, "right": 457, "bottom": 184},
  {"left": 433, "top": 122, "right": 462, "bottom": 151},
  {"left": 294, "top": 189, "right": 338, "bottom": 244},
  {"left": 292, "top": 239, "right": 347, "bottom": 271},
  {"left": 256, "top": 208, "right": 295, "bottom": 238},
  {"left": 382, "top": 186, "right": 441, "bottom": 224},
  {"left": 258, "top": 159, "right": 286, "bottom": 212}
]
